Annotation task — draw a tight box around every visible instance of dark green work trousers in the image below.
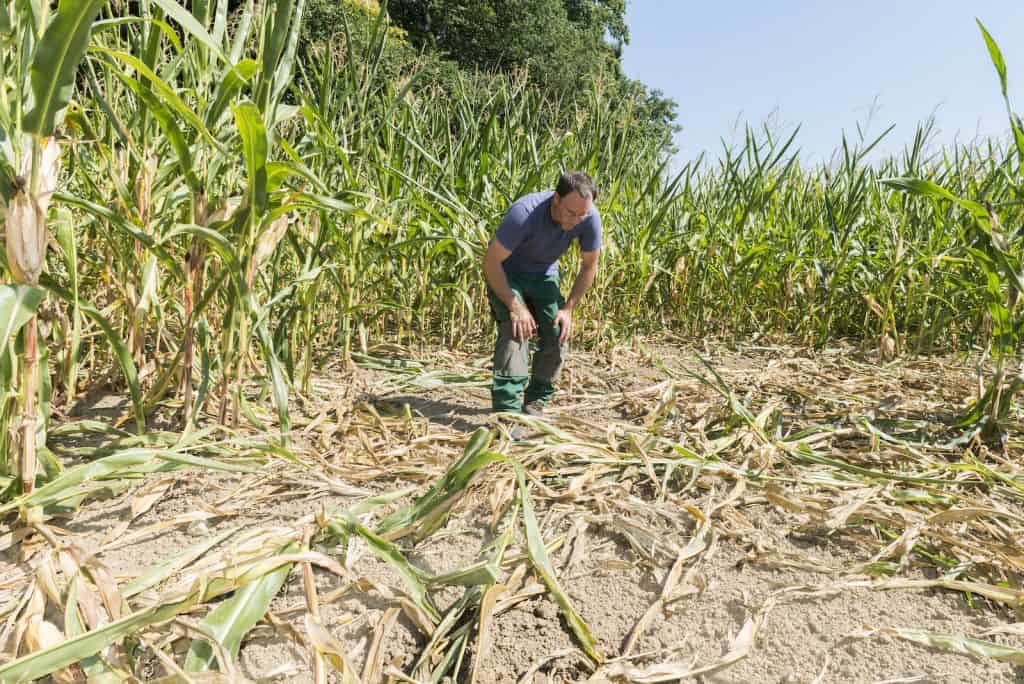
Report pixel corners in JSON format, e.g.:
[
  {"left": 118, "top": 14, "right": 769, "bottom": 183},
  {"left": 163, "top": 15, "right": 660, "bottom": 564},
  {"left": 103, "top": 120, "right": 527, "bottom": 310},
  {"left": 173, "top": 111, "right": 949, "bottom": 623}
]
[{"left": 488, "top": 272, "right": 564, "bottom": 412}]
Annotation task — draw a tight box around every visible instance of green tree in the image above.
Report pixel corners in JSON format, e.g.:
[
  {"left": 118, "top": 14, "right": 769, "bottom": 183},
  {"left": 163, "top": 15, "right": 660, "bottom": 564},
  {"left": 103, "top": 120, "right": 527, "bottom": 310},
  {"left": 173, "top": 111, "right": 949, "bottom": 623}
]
[
  {"left": 387, "top": 0, "right": 618, "bottom": 91},
  {"left": 301, "top": 0, "right": 679, "bottom": 155},
  {"left": 386, "top": 0, "right": 677, "bottom": 147}
]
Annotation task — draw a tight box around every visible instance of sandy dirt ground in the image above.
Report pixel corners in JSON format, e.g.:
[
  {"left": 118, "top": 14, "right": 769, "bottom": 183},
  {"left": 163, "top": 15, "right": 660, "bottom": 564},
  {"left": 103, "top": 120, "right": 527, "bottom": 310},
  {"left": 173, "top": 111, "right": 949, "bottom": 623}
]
[{"left": 2, "top": 339, "right": 1023, "bottom": 683}]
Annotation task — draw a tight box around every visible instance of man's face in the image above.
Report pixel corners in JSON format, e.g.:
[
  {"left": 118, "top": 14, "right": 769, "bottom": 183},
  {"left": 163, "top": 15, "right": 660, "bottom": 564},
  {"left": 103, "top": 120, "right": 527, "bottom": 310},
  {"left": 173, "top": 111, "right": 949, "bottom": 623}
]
[{"left": 551, "top": 191, "right": 592, "bottom": 231}]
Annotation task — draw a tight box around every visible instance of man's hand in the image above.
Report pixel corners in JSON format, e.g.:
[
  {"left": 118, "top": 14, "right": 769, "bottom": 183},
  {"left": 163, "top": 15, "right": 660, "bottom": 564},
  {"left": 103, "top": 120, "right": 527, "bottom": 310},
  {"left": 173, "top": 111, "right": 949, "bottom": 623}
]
[
  {"left": 484, "top": 240, "right": 536, "bottom": 340},
  {"left": 554, "top": 307, "right": 573, "bottom": 345},
  {"left": 510, "top": 300, "right": 537, "bottom": 340},
  {"left": 559, "top": 250, "right": 598, "bottom": 345}
]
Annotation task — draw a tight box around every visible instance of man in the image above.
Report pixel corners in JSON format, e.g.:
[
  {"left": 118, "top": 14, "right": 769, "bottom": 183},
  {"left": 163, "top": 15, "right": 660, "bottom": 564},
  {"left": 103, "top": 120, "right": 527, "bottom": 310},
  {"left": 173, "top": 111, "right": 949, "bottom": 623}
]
[{"left": 482, "top": 171, "right": 601, "bottom": 415}]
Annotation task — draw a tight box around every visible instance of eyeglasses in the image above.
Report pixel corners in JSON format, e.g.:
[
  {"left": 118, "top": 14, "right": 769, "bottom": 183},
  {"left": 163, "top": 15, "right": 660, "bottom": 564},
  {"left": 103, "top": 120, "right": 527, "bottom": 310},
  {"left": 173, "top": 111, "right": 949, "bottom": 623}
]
[{"left": 561, "top": 206, "right": 590, "bottom": 221}]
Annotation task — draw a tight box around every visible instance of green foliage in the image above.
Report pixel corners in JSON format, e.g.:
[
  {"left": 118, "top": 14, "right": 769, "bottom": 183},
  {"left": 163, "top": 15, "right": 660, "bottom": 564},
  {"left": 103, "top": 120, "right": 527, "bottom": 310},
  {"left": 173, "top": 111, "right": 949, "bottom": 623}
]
[
  {"left": 0, "top": 286, "right": 45, "bottom": 350},
  {"left": 304, "top": 0, "right": 679, "bottom": 151},
  {"left": 0, "top": 285, "right": 45, "bottom": 477},
  {"left": 184, "top": 543, "right": 298, "bottom": 671},
  {"left": 23, "top": 0, "right": 106, "bottom": 136},
  {"left": 387, "top": 0, "right": 621, "bottom": 83},
  {"left": 5, "top": 0, "right": 1024, "bottom": 488},
  {"left": 883, "top": 20, "right": 1024, "bottom": 440}
]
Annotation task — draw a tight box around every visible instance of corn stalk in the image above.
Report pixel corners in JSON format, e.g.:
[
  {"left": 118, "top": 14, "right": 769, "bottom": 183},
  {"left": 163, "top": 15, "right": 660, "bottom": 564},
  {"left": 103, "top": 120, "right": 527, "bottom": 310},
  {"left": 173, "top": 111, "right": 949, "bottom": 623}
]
[
  {"left": 0, "top": 0, "right": 105, "bottom": 520},
  {"left": 884, "top": 20, "right": 1024, "bottom": 442}
]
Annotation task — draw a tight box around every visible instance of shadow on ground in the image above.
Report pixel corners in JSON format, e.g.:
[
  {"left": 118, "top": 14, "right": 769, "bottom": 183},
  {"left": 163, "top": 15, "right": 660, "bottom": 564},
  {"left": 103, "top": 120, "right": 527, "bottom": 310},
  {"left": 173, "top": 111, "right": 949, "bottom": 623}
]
[{"left": 372, "top": 394, "right": 493, "bottom": 433}]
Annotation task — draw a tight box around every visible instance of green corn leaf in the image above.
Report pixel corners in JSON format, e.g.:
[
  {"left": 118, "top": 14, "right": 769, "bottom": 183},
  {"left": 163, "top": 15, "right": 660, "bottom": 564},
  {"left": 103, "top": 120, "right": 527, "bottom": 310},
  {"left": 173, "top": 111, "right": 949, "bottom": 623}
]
[
  {"left": 882, "top": 177, "right": 987, "bottom": 218},
  {"left": 882, "top": 177, "right": 956, "bottom": 204},
  {"left": 123, "top": 526, "right": 241, "bottom": 598},
  {"left": 0, "top": 448, "right": 254, "bottom": 514},
  {"left": 329, "top": 514, "right": 440, "bottom": 623},
  {"left": 0, "top": 592, "right": 199, "bottom": 683},
  {"left": 150, "top": 0, "right": 232, "bottom": 66},
  {"left": 269, "top": 0, "right": 306, "bottom": 112},
  {"left": 54, "top": 192, "right": 180, "bottom": 275},
  {"left": 977, "top": 19, "right": 1008, "bottom": 97},
  {"left": 887, "top": 488, "right": 955, "bottom": 505},
  {"left": 291, "top": 190, "right": 358, "bottom": 214},
  {"left": 514, "top": 462, "right": 603, "bottom": 664},
  {"left": 229, "top": 0, "right": 255, "bottom": 63},
  {"left": 256, "top": 0, "right": 295, "bottom": 109},
  {"left": 191, "top": 0, "right": 212, "bottom": 27},
  {"left": 111, "top": 69, "right": 201, "bottom": 191},
  {"left": 412, "top": 586, "right": 482, "bottom": 676},
  {"left": 977, "top": 20, "right": 1024, "bottom": 166},
  {"left": 888, "top": 627, "right": 1024, "bottom": 664},
  {"left": 428, "top": 629, "right": 470, "bottom": 684},
  {"left": 376, "top": 427, "right": 499, "bottom": 538},
  {"left": 184, "top": 543, "right": 298, "bottom": 671},
  {"left": 1012, "top": 113, "right": 1024, "bottom": 163},
  {"left": 163, "top": 224, "right": 241, "bottom": 267},
  {"left": 316, "top": 488, "right": 413, "bottom": 567},
  {"left": 257, "top": 321, "right": 291, "bottom": 443},
  {"left": 36, "top": 346, "right": 55, "bottom": 466},
  {"left": 93, "top": 17, "right": 184, "bottom": 53},
  {"left": 1, "top": 546, "right": 297, "bottom": 683},
  {"left": 53, "top": 209, "right": 81, "bottom": 400},
  {"left": 23, "top": 0, "right": 105, "bottom": 136},
  {"left": 206, "top": 58, "right": 259, "bottom": 128},
  {"left": 425, "top": 559, "right": 500, "bottom": 587},
  {"left": 192, "top": 319, "right": 214, "bottom": 424},
  {"left": 0, "top": 285, "right": 45, "bottom": 347},
  {"left": 89, "top": 47, "right": 221, "bottom": 151},
  {"left": 234, "top": 100, "right": 269, "bottom": 213},
  {"left": 347, "top": 488, "right": 417, "bottom": 516},
  {"left": 212, "top": 0, "right": 229, "bottom": 44}
]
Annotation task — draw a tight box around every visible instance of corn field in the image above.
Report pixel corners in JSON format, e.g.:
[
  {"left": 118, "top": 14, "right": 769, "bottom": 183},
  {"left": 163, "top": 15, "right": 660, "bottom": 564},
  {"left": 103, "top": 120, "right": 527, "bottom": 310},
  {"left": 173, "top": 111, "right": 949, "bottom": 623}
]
[{"left": 2, "top": 1, "right": 1024, "bottom": 681}]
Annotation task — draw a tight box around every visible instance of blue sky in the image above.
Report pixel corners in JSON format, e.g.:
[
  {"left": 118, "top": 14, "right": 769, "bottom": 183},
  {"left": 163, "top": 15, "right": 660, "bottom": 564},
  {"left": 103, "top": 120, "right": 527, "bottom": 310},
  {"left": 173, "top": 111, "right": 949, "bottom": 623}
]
[{"left": 621, "top": 2, "right": 1024, "bottom": 165}]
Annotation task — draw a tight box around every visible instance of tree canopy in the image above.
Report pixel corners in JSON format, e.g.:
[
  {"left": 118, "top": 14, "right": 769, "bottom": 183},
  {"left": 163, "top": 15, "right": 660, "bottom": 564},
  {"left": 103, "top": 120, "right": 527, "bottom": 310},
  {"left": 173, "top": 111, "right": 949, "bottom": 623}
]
[
  {"left": 387, "top": 0, "right": 625, "bottom": 90},
  {"left": 304, "top": 0, "right": 679, "bottom": 152}
]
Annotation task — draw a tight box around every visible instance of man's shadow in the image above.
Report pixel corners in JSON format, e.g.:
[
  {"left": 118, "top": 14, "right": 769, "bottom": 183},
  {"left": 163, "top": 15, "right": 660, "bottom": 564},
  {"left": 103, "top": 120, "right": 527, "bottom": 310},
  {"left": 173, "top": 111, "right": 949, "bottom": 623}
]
[{"left": 372, "top": 394, "right": 492, "bottom": 433}]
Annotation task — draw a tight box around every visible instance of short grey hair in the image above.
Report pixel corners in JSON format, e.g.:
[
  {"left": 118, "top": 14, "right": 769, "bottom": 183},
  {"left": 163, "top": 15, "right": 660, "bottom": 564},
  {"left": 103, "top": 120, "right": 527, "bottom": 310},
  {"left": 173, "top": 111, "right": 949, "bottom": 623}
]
[{"left": 555, "top": 171, "right": 598, "bottom": 201}]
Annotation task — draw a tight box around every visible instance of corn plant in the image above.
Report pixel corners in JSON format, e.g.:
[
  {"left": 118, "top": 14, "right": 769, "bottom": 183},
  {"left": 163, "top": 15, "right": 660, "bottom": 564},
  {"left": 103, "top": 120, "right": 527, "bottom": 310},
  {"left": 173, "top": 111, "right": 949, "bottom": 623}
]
[
  {"left": 7, "top": 0, "right": 1024, "bottom": 508},
  {"left": 63, "top": 0, "right": 328, "bottom": 442},
  {"left": 0, "top": 0, "right": 106, "bottom": 517},
  {"left": 884, "top": 20, "right": 1024, "bottom": 441}
]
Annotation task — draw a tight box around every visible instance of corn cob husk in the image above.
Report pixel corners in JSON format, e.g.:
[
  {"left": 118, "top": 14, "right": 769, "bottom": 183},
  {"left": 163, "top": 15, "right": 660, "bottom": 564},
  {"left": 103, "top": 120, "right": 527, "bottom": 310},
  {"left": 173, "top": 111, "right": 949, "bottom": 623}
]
[{"left": 5, "top": 138, "right": 61, "bottom": 285}]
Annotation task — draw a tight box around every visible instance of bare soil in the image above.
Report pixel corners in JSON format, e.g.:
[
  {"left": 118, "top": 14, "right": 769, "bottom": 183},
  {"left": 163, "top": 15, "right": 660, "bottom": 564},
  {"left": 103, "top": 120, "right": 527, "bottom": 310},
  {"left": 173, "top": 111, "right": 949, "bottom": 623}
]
[{"left": 3, "top": 339, "right": 1023, "bottom": 683}]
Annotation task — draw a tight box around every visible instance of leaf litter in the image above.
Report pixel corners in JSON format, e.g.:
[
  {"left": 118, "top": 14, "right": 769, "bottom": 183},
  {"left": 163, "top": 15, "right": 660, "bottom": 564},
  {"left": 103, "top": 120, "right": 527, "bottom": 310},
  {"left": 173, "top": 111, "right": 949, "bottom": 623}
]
[{"left": 1, "top": 340, "right": 1023, "bottom": 682}]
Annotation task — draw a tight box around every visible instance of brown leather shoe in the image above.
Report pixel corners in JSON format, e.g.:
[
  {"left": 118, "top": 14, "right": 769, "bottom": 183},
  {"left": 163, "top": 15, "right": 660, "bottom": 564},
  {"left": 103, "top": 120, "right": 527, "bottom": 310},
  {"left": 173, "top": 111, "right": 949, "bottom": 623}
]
[{"left": 523, "top": 402, "right": 545, "bottom": 416}]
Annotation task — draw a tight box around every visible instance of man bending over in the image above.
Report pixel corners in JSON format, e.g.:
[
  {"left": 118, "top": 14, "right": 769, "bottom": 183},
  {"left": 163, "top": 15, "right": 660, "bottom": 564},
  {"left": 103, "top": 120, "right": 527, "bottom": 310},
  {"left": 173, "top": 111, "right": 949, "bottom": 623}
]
[{"left": 482, "top": 171, "right": 602, "bottom": 415}]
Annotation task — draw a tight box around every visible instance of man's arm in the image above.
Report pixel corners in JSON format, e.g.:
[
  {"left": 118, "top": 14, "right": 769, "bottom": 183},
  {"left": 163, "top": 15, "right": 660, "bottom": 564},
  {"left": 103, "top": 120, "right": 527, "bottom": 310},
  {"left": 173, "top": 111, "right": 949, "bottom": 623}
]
[
  {"left": 564, "top": 249, "right": 600, "bottom": 312},
  {"left": 554, "top": 249, "right": 600, "bottom": 344},
  {"left": 483, "top": 239, "right": 537, "bottom": 340}
]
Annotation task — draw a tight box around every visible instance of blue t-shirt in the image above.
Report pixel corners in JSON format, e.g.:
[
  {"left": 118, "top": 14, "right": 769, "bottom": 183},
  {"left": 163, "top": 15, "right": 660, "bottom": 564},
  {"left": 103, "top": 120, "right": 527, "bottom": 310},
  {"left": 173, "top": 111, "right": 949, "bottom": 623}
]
[{"left": 495, "top": 191, "right": 602, "bottom": 276}]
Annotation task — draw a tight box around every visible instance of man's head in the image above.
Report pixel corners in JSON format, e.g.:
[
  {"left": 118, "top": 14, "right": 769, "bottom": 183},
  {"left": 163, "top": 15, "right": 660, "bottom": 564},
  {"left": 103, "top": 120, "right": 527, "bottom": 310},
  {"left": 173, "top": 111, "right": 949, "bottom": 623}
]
[{"left": 551, "top": 171, "right": 597, "bottom": 231}]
